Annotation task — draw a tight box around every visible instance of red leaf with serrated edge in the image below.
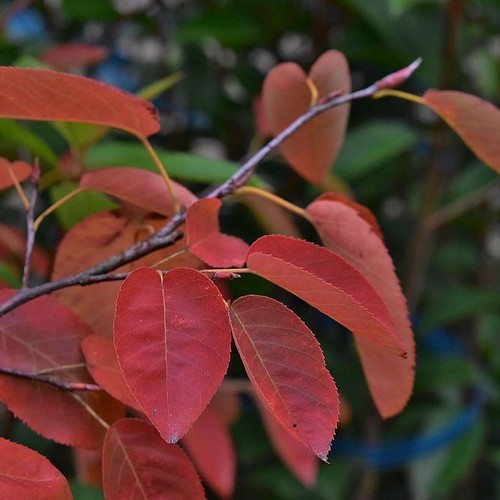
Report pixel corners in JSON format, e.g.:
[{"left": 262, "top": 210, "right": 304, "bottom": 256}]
[
  {"left": 229, "top": 295, "right": 338, "bottom": 461},
  {"left": 0, "top": 157, "right": 32, "bottom": 190},
  {"left": 423, "top": 90, "right": 500, "bottom": 174},
  {"left": 262, "top": 50, "right": 351, "bottom": 184},
  {"left": 0, "top": 289, "right": 93, "bottom": 382},
  {"left": 40, "top": 43, "right": 108, "bottom": 70},
  {"left": 103, "top": 419, "right": 205, "bottom": 500},
  {"left": 246, "top": 235, "right": 406, "bottom": 356},
  {"left": 0, "top": 289, "right": 123, "bottom": 447},
  {"left": 182, "top": 405, "right": 236, "bottom": 498},
  {"left": 80, "top": 168, "right": 197, "bottom": 216},
  {"left": 306, "top": 197, "right": 415, "bottom": 417},
  {"left": 257, "top": 397, "right": 318, "bottom": 488},
  {"left": 114, "top": 267, "right": 231, "bottom": 443},
  {"left": 0, "top": 438, "right": 72, "bottom": 499},
  {"left": 82, "top": 334, "right": 140, "bottom": 411},
  {"left": 0, "top": 67, "right": 159, "bottom": 138},
  {"left": 186, "top": 198, "right": 249, "bottom": 267}
]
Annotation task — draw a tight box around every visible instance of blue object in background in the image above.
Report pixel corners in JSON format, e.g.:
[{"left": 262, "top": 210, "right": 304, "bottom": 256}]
[
  {"left": 422, "top": 328, "right": 467, "bottom": 356},
  {"left": 93, "top": 56, "right": 140, "bottom": 92},
  {"left": 4, "top": 7, "right": 46, "bottom": 43},
  {"left": 332, "top": 391, "right": 485, "bottom": 469}
]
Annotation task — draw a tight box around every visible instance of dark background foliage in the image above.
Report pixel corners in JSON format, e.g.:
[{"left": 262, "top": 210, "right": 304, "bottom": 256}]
[{"left": 0, "top": 0, "right": 499, "bottom": 498}]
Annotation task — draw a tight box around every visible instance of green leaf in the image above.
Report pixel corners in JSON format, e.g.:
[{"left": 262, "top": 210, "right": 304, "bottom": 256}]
[
  {"left": 0, "top": 119, "right": 58, "bottom": 168},
  {"left": 448, "top": 161, "right": 498, "bottom": 201},
  {"left": 49, "top": 182, "right": 118, "bottom": 230},
  {"left": 431, "top": 420, "right": 485, "bottom": 497},
  {"left": 334, "top": 120, "right": 418, "bottom": 180},
  {"left": 415, "top": 357, "right": 476, "bottom": 393},
  {"left": 422, "top": 286, "right": 500, "bottom": 329},
  {"left": 51, "top": 122, "right": 106, "bottom": 152},
  {"left": 137, "top": 73, "right": 184, "bottom": 101},
  {"left": 387, "top": 0, "right": 438, "bottom": 17},
  {"left": 85, "top": 141, "right": 268, "bottom": 187},
  {"left": 176, "top": 5, "right": 263, "bottom": 48},
  {"left": 0, "top": 263, "right": 21, "bottom": 288},
  {"left": 62, "top": 0, "right": 117, "bottom": 21},
  {"left": 70, "top": 481, "right": 104, "bottom": 500}
]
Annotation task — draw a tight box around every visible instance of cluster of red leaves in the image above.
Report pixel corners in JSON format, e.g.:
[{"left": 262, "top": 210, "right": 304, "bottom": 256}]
[{"left": 1, "top": 49, "right": 500, "bottom": 498}]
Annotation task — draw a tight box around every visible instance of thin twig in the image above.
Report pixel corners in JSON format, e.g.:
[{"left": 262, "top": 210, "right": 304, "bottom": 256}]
[
  {"left": 0, "top": 366, "right": 101, "bottom": 392},
  {"left": 422, "top": 179, "right": 500, "bottom": 232},
  {"left": 22, "top": 160, "right": 40, "bottom": 289},
  {"left": 0, "top": 60, "right": 421, "bottom": 317}
]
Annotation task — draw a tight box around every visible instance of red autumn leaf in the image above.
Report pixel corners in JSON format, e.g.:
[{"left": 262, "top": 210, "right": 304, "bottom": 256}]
[
  {"left": 52, "top": 212, "right": 136, "bottom": 338},
  {"left": 262, "top": 50, "right": 351, "bottom": 184},
  {"left": 40, "top": 43, "right": 109, "bottom": 70},
  {"left": 52, "top": 211, "right": 201, "bottom": 338},
  {"left": 306, "top": 197, "right": 415, "bottom": 417},
  {"left": 0, "top": 157, "right": 32, "bottom": 190},
  {"left": 210, "top": 390, "right": 242, "bottom": 426},
  {"left": 82, "top": 334, "right": 140, "bottom": 411},
  {"left": 80, "top": 168, "right": 198, "bottom": 216},
  {"left": 0, "top": 67, "right": 159, "bottom": 138},
  {"left": 0, "top": 438, "right": 72, "bottom": 499},
  {"left": 186, "top": 198, "right": 249, "bottom": 267},
  {"left": 73, "top": 448, "right": 102, "bottom": 488},
  {"left": 182, "top": 405, "right": 236, "bottom": 498},
  {"left": 114, "top": 267, "right": 232, "bottom": 443},
  {"left": 103, "top": 419, "right": 205, "bottom": 500},
  {"left": 257, "top": 397, "right": 319, "bottom": 488},
  {"left": 423, "top": 90, "right": 500, "bottom": 174},
  {"left": 0, "top": 289, "right": 123, "bottom": 448},
  {"left": 253, "top": 95, "right": 272, "bottom": 137},
  {"left": 246, "top": 235, "right": 406, "bottom": 356},
  {"left": 229, "top": 295, "right": 338, "bottom": 460}
]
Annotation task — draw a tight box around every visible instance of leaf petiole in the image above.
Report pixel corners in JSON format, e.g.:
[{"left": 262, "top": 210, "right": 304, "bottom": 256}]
[
  {"left": 373, "top": 89, "right": 424, "bottom": 105},
  {"left": 235, "top": 186, "right": 306, "bottom": 217}
]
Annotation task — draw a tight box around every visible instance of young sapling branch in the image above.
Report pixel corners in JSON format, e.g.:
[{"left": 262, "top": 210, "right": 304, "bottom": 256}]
[
  {"left": 22, "top": 160, "right": 40, "bottom": 289},
  {"left": 0, "top": 59, "right": 421, "bottom": 317}
]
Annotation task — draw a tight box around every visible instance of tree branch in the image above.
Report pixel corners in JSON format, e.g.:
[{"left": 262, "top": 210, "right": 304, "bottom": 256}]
[
  {"left": 0, "top": 366, "right": 101, "bottom": 392},
  {"left": 0, "top": 59, "right": 421, "bottom": 317},
  {"left": 22, "top": 159, "right": 40, "bottom": 289}
]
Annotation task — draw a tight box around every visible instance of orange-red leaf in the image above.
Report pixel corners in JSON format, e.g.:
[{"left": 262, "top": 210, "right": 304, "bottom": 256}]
[
  {"left": 229, "top": 295, "right": 338, "bottom": 461},
  {"left": 186, "top": 198, "right": 249, "bottom": 267},
  {"left": 257, "top": 398, "right": 319, "bottom": 488},
  {"left": 306, "top": 196, "right": 414, "bottom": 417},
  {"left": 80, "top": 168, "right": 197, "bottom": 216},
  {"left": 113, "top": 267, "right": 232, "bottom": 442},
  {"left": 182, "top": 405, "right": 236, "bottom": 498},
  {"left": 0, "top": 157, "right": 32, "bottom": 190},
  {"left": 0, "top": 67, "right": 159, "bottom": 138},
  {"left": 82, "top": 334, "right": 140, "bottom": 410},
  {"left": 0, "top": 438, "right": 72, "bottom": 499},
  {"left": 40, "top": 43, "right": 108, "bottom": 70},
  {"left": 246, "top": 235, "right": 406, "bottom": 356},
  {"left": 0, "top": 289, "right": 123, "bottom": 447},
  {"left": 262, "top": 50, "right": 351, "bottom": 184},
  {"left": 103, "top": 419, "right": 205, "bottom": 500},
  {"left": 423, "top": 90, "right": 500, "bottom": 174},
  {"left": 52, "top": 212, "right": 136, "bottom": 338}
]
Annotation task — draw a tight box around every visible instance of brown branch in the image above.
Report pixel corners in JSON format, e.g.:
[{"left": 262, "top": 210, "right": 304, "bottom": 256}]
[
  {"left": 0, "top": 60, "right": 421, "bottom": 317},
  {"left": 0, "top": 366, "right": 102, "bottom": 392},
  {"left": 22, "top": 159, "right": 40, "bottom": 289}
]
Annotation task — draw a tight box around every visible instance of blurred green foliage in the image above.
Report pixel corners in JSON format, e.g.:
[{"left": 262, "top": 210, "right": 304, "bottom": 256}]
[{"left": 0, "top": 0, "right": 499, "bottom": 498}]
